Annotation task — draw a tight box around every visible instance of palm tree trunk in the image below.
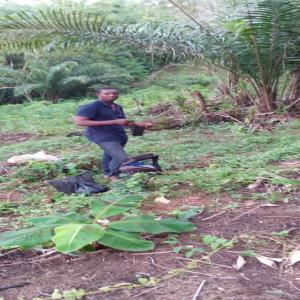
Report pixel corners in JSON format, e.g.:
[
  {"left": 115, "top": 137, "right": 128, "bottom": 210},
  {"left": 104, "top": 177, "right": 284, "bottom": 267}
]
[
  {"left": 257, "top": 86, "right": 276, "bottom": 113},
  {"left": 284, "top": 69, "right": 300, "bottom": 107}
]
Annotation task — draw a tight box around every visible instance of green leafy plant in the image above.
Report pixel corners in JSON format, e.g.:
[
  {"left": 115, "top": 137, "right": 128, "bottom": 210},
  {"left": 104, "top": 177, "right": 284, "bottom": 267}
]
[
  {"left": 240, "top": 249, "right": 256, "bottom": 257},
  {"left": 272, "top": 230, "right": 290, "bottom": 237},
  {"left": 0, "top": 202, "right": 19, "bottom": 215},
  {"left": 168, "top": 206, "right": 204, "bottom": 220},
  {"left": 173, "top": 245, "right": 206, "bottom": 258},
  {"left": 162, "top": 234, "right": 180, "bottom": 245},
  {"left": 202, "top": 235, "right": 234, "bottom": 250},
  {"left": 1, "top": 1, "right": 300, "bottom": 110},
  {"left": 0, "top": 194, "right": 195, "bottom": 253}
]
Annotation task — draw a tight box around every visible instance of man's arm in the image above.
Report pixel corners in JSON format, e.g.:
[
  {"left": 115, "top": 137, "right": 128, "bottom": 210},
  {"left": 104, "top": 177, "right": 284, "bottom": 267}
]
[{"left": 75, "top": 116, "right": 133, "bottom": 127}]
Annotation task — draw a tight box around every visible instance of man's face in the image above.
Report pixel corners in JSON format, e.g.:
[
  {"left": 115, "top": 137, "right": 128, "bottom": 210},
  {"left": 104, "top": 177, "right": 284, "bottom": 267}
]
[{"left": 97, "top": 89, "right": 119, "bottom": 103}]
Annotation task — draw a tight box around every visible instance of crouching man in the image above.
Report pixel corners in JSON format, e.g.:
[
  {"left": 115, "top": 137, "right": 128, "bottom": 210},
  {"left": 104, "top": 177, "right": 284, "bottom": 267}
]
[{"left": 75, "top": 86, "right": 152, "bottom": 181}]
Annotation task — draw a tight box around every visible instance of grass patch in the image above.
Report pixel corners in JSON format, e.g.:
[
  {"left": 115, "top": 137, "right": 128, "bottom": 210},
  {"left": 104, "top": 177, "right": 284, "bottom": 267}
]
[{"left": 2, "top": 87, "right": 300, "bottom": 220}]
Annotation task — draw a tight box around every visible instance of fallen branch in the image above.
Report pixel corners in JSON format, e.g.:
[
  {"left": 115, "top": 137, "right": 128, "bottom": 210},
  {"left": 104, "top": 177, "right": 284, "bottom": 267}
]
[
  {"left": 133, "top": 284, "right": 165, "bottom": 298},
  {"left": 176, "top": 256, "right": 233, "bottom": 270},
  {"left": 191, "top": 280, "right": 206, "bottom": 300},
  {"left": 0, "top": 282, "right": 30, "bottom": 291},
  {"left": 149, "top": 257, "right": 234, "bottom": 279},
  {"left": 214, "top": 113, "right": 244, "bottom": 124},
  {"left": 201, "top": 211, "right": 226, "bottom": 221},
  {"left": 286, "top": 97, "right": 300, "bottom": 111},
  {"left": 231, "top": 205, "right": 262, "bottom": 221}
]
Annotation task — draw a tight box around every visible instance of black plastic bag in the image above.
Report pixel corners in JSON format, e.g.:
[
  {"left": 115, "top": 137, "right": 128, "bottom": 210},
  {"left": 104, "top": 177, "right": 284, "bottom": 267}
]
[
  {"left": 119, "top": 153, "right": 162, "bottom": 175},
  {"left": 48, "top": 171, "right": 109, "bottom": 195},
  {"left": 130, "top": 125, "right": 145, "bottom": 136}
]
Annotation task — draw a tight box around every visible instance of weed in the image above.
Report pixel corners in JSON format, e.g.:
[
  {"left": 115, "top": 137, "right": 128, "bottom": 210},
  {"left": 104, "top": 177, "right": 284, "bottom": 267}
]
[
  {"left": 173, "top": 245, "right": 206, "bottom": 258},
  {"left": 162, "top": 234, "right": 180, "bottom": 245},
  {"left": 272, "top": 230, "right": 290, "bottom": 237},
  {"left": 202, "top": 235, "right": 234, "bottom": 250}
]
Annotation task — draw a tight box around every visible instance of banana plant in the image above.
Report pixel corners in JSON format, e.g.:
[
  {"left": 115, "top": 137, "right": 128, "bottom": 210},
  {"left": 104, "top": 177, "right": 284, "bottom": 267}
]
[{"left": 0, "top": 194, "right": 195, "bottom": 253}]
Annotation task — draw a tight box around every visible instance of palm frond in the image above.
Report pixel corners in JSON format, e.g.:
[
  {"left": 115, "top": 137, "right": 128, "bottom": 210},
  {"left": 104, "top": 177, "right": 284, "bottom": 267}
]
[
  {"left": 0, "top": 9, "right": 209, "bottom": 62},
  {"left": 0, "top": 9, "right": 105, "bottom": 33},
  {"left": 13, "top": 83, "right": 48, "bottom": 97}
]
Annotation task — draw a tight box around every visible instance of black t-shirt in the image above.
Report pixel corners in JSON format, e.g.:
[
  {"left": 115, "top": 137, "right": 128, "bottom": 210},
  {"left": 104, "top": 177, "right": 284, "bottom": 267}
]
[{"left": 77, "top": 100, "right": 128, "bottom": 144}]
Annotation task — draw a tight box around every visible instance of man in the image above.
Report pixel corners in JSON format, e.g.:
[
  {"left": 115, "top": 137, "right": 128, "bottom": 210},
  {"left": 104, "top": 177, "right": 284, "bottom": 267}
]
[{"left": 75, "top": 87, "right": 152, "bottom": 181}]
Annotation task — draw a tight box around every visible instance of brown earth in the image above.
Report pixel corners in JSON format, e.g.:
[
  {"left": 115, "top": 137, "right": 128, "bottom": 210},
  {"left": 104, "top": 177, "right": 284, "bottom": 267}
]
[
  {"left": 1, "top": 199, "right": 300, "bottom": 300},
  {"left": 0, "top": 191, "right": 23, "bottom": 203},
  {"left": 0, "top": 133, "right": 34, "bottom": 145}
]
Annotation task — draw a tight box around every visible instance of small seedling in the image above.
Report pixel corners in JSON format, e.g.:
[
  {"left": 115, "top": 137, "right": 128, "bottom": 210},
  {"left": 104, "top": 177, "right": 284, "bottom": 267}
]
[
  {"left": 168, "top": 206, "right": 203, "bottom": 220},
  {"left": 173, "top": 245, "right": 206, "bottom": 257},
  {"left": 272, "top": 230, "right": 290, "bottom": 237},
  {"left": 202, "top": 235, "right": 234, "bottom": 250},
  {"left": 240, "top": 249, "right": 256, "bottom": 257},
  {"left": 162, "top": 234, "right": 180, "bottom": 245}
]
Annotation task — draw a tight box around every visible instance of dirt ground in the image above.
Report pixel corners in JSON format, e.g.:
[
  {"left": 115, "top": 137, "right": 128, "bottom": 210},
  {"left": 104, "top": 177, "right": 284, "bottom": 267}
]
[
  {"left": 1, "top": 133, "right": 300, "bottom": 299},
  {"left": 1, "top": 198, "right": 300, "bottom": 300},
  {"left": 0, "top": 133, "right": 34, "bottom": 145}
]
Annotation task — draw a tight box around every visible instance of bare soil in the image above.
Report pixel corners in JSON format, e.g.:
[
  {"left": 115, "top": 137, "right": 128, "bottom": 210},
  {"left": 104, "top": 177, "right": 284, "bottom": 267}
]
[
  {"left": 1, "top": 199, "right": 300, "bottom": 300},
  {"left": 0, "top": 133, "right": 34, "bottom": 145},
  {"left": 0, "top": 191, "right": 23, "bottom": 203}
]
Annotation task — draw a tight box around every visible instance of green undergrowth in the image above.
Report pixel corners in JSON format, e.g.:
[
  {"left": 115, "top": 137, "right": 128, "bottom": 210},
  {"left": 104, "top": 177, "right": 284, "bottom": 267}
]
[
  {"left": 0, "top": 66, "right": 214, "bottom": 135},
  {"left": 2, "top": 97, "right": 300, "bottom": 226}
]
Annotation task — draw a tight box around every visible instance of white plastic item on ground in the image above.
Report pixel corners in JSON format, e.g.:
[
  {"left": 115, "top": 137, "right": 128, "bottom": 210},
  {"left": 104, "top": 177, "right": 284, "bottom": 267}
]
[
  {"left": 154, "top": 196, "right": 171, "bottom": 204},
  {"left": 7, "top": 151, "right": 59, "bottom": 164}
]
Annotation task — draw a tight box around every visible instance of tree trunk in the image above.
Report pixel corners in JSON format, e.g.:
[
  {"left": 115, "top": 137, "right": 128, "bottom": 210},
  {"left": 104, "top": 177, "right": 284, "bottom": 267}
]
[
  {"left": 4, "top": 53, "right": 25, "bottom": 69},
  {"left": 256, "top": 86, "right": 276, "bottom": 113},
  {"left": 283, "top": 69, "right": 300, "bottom": 109},
  {"left": 191, "top": 91, "right": 208, "bottom": 113}
]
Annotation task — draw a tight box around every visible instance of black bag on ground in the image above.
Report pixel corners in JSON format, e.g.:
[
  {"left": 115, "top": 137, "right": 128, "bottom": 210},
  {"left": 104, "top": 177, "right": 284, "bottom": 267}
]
[
  {"left": 48, "top": 171, "right": 109, "bottom": 195},
  {"left": 119, "top": 153, "right": 162, "bottom": 175}
]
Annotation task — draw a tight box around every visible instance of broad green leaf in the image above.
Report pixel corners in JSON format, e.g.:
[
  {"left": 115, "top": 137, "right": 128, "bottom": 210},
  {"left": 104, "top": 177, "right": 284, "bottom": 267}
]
[
  {"left": 0, "top": 226, "right": 52, "bottom": 249},
  {"left": 98, "top": 229, "right": 154, "bottom": 251},
  {"left": 25, "top": 212, "right": 89, "bottom": 227},
  {"left": 171, "top": 206, "right": 204, "bottom": 221},
  {"left": 158, "top": 218, "right": 196, "bottom": 232},
  {"left": 90, "top": 200, "right": 131, "bottom": 218},
  {"left": 223, "top": 19, "right": 250, "bottom": 40},
  {"left": 52, "top": 224, "right": 104, "bottom": 253},
  {"left": 109, "top": 215, "right": 195, "bottom": 234}
]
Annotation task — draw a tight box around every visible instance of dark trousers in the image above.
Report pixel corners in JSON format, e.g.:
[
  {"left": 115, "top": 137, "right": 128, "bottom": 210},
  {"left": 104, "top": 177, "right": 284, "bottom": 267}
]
[{"left": 98, "top": 140, "right": 128, "bottom": 176}]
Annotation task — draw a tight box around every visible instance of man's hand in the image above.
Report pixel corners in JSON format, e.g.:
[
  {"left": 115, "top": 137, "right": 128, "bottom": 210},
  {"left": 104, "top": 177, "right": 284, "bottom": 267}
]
[
  {"left": 114, "top": 119, "right": 135, "bottom": 126},
  {"left": 135, "top": 122, "right": 153, "bottom": 129}
]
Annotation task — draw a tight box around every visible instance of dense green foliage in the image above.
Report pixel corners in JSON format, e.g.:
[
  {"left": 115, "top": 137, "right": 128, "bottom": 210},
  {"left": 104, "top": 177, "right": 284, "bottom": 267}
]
[
  {"left": 1, "top": 64, "right": 300, "bottom": 256},
  {"left": 0, "top": 47, "right": 159, "bottom": 103},
  {"left": 1, "top": 0, "right": 299, "bottom": 110}
]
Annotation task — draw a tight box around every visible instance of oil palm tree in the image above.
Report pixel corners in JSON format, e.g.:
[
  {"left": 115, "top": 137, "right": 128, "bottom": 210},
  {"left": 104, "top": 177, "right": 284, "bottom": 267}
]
[{"left": 0, "top": 0, "right": 299, "bottom": 111}]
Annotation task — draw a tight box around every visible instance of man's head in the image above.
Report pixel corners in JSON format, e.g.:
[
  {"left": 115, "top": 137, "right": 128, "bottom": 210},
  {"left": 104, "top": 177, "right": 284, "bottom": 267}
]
[{"left": 96, "top": 87, "right": 119, "bottom": 103}]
